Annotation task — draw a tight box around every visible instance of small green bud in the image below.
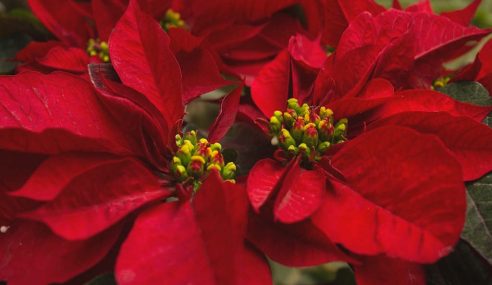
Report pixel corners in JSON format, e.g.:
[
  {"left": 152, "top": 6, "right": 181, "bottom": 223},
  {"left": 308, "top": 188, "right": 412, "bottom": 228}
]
[
  {"left": 269, "top": 116, "right": 282, "bottom": 134},
  {"left": 222, "top": 162, "right": 237, "bottom": 180},
  {"left": 279, "top": 129, "right": 296, "bottom": 149}
]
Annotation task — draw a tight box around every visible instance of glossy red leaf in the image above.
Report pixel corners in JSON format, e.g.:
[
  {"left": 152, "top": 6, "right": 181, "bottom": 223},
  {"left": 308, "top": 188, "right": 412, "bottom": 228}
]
[
  {"left": 247, "top": 212, "right": 358, "bottom": 266},
  {"left": 208, "top": 85, "right": 242, "bottom": 143},
  {"left": 441, "top": 0, "right": 482, "bottom": 26},
  {"left": 376, "top": 89, "right": 492, "bottom": 122},
  {"left": 0, "top": 72, "right": 137, "bottom": 155},
  {"left": 189, "top": 0, "right": 297, "bottom": 27},
  {"left": 35, "top": 46, "right": 89, "bottom": 72},
  {"left": 110, "top": 0, "right": 184, "bottom": 128},
  {"left": 21, "top": 158, "right": 167, "bottom": 240},
  {"left": 10, "top": 153, "right": 119, "bottom": 201},
  {"left": 371, "top": 112, "right": 492, "bottom": 181},
  {"left": 15, "top": 41, "right": 60, "bottom": 63},
  {"left": 288, "top": 34, "right": 326, "bottom": 69},
  {"left": 173, "top": 41, "right": 229, "bottom": 103},
  {"left": 251, "top": 50, "right": 290, "bottom": 117},
  {"left": 0, "top": 221, "right": 121, "bottom": 285},
  {"left": 313, "top": 126, "right": 466, "bottom": 263},
  {"left": 92, "top": 0, "right": 128, "bottom": 41},
  {"left": 116, "top": 173, "right": 270, "bottom": 285},
  {"left": 274, "top": 163, "right": 326, "bottom": 224},
  {"left": 28, "top": 0, "right": 91, "bottom": 46},
  {"left": 89, "top": 63, "right": 170, "bottom": 168},
  {"left": 354, "top": 255, "right": 425, "bottom": 285},
  {"left": 247, "top": 158, "right": 287, "bottom": 211}
]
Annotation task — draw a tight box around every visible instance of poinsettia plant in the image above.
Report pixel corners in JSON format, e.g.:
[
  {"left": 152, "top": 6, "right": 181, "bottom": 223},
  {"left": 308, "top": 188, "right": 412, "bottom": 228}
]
[{"left": 1, "top": 0, "right": 492, "bottom": 284}]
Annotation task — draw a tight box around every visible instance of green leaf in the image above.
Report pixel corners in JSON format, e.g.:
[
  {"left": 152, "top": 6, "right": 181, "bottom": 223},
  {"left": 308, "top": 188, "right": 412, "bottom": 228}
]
[
  {"left": 426, "top": 240, "right": 492, "bottom": 285},
  {"left": 437, "top": 81, "right": 492, "bottom": 106},
  {"left": 462, "top": 174, "right": 492, "bottom": 264},
  {"left": 84, "top": 273, "right": 116, "bottom": 285}
]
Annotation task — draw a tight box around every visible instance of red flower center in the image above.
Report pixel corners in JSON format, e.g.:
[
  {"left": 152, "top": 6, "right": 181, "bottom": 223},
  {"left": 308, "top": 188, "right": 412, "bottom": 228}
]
[
  {"left": 170, "top": 130, "right": 236, "bottom": 190},
  {"left": 269, "top": 98, "right": 348, "bottom": 163},
  {"left": 161, "top": 9, "right": 186, "bottom": 31},
  {"left": 86, "top": 38, "right": 110, "bottom": 62}
]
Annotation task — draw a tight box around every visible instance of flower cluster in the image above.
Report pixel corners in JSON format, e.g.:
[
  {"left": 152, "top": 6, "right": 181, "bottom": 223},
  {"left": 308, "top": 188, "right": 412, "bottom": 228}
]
[{"left": 1, "top": 0, "right": 492, "bottom": 284}]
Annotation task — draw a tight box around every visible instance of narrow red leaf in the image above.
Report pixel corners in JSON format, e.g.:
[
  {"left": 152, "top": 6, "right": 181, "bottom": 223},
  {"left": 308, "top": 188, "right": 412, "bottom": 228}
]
[
  {"left": 110, "top": 0, "right": 184, "bottom": 128},
  {"left": 247, "top": 158, "right": 287, "bottom": 211},
  {"left": 251, "top": 50, "right": 290, "bottom": 117},
  {"left": 208, "top": 85, "right": 242, "bottom": 143},
  {"left": 21, "top": 158, "right": 167, "bottom": 240}
]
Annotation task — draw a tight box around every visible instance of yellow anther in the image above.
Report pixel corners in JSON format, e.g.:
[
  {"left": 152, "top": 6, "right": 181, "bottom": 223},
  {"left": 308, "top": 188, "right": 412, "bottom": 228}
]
[
  {"left": 162, "top": 9, "right": 186, "bottom": 31},
  {"left": 172, "top": 156, "right": 181, "bottom": 165},
  {"left": 433, "top": 76, "right": 451, "bottom": 89},
  {"left": 86, "top": 38, "right": 110, "bottom": 63},
  {"left": 207, "top": 164, "right": 222, "bottom": 172},
  {"left": 170, "top": 130, "right": 237, "bottom": 186}
]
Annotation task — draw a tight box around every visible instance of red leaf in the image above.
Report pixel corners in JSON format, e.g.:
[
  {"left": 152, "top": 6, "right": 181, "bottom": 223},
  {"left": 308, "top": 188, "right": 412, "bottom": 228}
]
[
  {"left": 10, "top": 153, "right": 120, "bottom": 201},
  {"left": 288, "top": 34, "right": 326, "bottom": 69},
  {"left": 247, "top": 211, "right": 358, "bottom": 266},
  {"left": 371, "top": 112, "right": 492, "bottom": 181},
  {"left": 411, "top": 12, "right": 488, "bottom": 60},
  {"left": 441, "top": 0, "right": 481, "bottom": 26},
  {"left": 313, "top": 126, "right": 466, "bottom": 263},
  {"left": 28, "top": 0, "right": 91, "bottom": 46},
  {"left": 0, "top": 221, "right": 121, "bottom": 284},
  {"left": 89, "top": 63, "right": 170, "bottom": 168},
  {"left": 247, "top": 158, "right": 287, "bottom": 211},
  {"left": 251, "top": 50, "right": 290, "bottom": 117},
  {"left": 21, "top": 158, "right": 167, "bottom": 240},
  {"left": 354, "top": 255, "right": 425, "bottom": 285},
  {"left": 110, "top": 0, "right": 184, "bottom": 128},
  {"left": 92, "top": 0, "right": 128, "bottom": 41},
  {"left": 35, "top": 46, "right": 89, "bottom": 72},
  {"left": 173, "top": 40, "right": 229, "bottom": 103},
  {"left": 0, "top": 72, "right": 137, "bottom": 155},
  {"left": 376, "top": 89, "right": 492, "bottom": 122},
  {"left": 208, "top": 85, "right": 242, "bottom": 143},
  {"left": 274, "top": 163, "right": 326, "bottom": 224},
  {"left": 116, "top": 173, "right": 270, "bottom": 285},
  {"left": 189, "top": 0, "right": 297, "bottom": 27}
]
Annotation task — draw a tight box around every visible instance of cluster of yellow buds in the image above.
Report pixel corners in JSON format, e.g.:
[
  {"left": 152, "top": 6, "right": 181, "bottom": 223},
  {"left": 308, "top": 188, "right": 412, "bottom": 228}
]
[
  {"left": 170, "top": 131, "right": 236, "bottom": 189},
  {"left": 161, "top": 9, "right": 186, "bottom": 31},
  {"left": 432, "top": 76, "right": 451, "bottom": 89},
  {"left": 86, "top": 38, "right": 110, "bottom": 62},
  {"left": 269, "top": 98, "right": 348, "bottom": 162}
]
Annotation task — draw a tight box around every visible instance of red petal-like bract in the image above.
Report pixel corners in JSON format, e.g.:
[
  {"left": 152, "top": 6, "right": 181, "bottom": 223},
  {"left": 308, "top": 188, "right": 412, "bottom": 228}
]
[
  {"left": 110, "top": 0, "right": 184, "bottom": 129},
  {"left": 116, "top": 172, "right": 271, "bottom": 285},
  {"left": 273, "top": 162, "right": 326, "bottom": 224},
  {"left": 354, "top": 255, "right": 425, "bottom": 285},
  {"left": 92, "top": 0, "right": 128, "bottom": 41},
  {"left": 441, "top": 0, "right": 482, "bottom": 26},
  {"left": 208, "top": 85, "right": 243, "bottom": 143},
  {"left": 313, "top": 126, "right": 466, "bottom": 263},
  {"left": 0, "top": 221, "right": 121, "bottom": 285},
  {"left": 247, "top": 158, "right": 287, "bottom": 212},
  {"left": 21, "top": 158, "right": 166, "bottom": 240},
  {"left": 188, "top": 0, "right": 297, "bottom": 27},
  {"left": 10, "top": 153, "right": 119, "bottom": 201},
  {"left": 28, "top": 0, "right": 91, "bottom": 46},
  {"left": 168, "top": 28, "right": 229, "bottom": 104},
  {"left": 0, "top": 72, "right": 136, "bottom": 155},
  {"left": 247, "top": 212, "right": 358, "bottom": 267},
  {"left": 251, "top": 50, "right": 290, "bottom": 117},
  {"left": 372, "top": 112, "right": 492, "bottom": 181}
]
